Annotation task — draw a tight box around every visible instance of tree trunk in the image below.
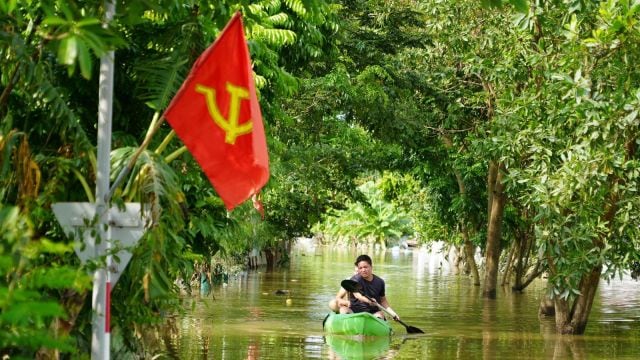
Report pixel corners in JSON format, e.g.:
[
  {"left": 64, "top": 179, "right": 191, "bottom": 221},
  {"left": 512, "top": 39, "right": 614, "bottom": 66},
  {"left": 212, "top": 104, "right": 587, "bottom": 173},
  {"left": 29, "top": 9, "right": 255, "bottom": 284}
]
[
  {"left": 483, "top": 162, "right": 506, "bottom": 299},
  {"left": 501, "top": 242, "right": 516, "bottom": 286},
  {"left": 511, "top": 221, "right": 542, "bottom": 291},
  {"left": 513, "top": 259, "right": 542, "bottom": 292},
  {"left": 539, "top": 294, "right": 555, "bottom": 316},
  {"left": 449, "top": 244, "right": 461, "bottom": 274},
  {"left": 512, "top": 230, "right": 527, "bottom": 289},
  {"left": 553, "top": 265, "right": 602, "bottom": 334},
  {"left": 264, "top": 248, "right": 275, "bottom": 271},
  {"left": 461, "top": 229, "right": 481, "bottom": 286}
]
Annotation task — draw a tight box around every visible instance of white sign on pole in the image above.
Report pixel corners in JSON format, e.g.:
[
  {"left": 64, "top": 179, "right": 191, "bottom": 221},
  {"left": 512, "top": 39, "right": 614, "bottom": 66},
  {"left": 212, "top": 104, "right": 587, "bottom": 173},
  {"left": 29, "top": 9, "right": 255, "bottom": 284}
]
[{"left": 52, "top": 202, "right": 149, "bottom": 285}]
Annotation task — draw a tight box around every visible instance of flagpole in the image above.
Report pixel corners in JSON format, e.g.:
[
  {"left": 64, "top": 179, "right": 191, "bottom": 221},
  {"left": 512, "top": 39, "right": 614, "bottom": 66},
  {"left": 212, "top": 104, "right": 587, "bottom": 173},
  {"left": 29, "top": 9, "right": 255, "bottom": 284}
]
[{"left": 95, "top": 0, "right": 115, "bottom": 358}]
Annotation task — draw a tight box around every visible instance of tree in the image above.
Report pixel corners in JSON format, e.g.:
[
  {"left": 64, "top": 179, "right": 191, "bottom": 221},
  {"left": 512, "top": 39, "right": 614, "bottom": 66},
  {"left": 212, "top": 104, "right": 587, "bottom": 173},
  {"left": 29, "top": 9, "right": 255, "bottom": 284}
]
[{"left": 487, "top": 0, "right": 640, "bottom": 333}]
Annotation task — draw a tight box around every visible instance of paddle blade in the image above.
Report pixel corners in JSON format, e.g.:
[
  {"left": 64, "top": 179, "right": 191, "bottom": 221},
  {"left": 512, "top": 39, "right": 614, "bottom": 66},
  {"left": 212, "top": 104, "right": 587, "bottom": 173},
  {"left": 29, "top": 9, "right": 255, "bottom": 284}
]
[
  {"left": 341, "top": 279, "right": 361, "bottom": 293},
  {"left": 395, "top": 318, "right": 424, "bottom": 334},
  {"left": 405, "top": 324, "right": 424, "bottom": 334}
]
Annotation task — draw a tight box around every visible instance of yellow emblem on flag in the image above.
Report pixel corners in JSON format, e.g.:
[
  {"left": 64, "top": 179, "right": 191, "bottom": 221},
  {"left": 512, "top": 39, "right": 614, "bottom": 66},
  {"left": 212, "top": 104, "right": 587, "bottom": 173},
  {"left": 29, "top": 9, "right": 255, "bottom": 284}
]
[{"left": 195, "top": 82, "right": 254, "bottom": 144}]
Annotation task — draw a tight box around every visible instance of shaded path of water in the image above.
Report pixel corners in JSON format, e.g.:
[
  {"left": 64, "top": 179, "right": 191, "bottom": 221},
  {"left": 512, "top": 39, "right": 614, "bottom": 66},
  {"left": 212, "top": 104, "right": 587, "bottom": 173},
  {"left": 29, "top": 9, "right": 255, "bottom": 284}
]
[{"left": 161, "top": 245, "right": 640, "bottom": 359}]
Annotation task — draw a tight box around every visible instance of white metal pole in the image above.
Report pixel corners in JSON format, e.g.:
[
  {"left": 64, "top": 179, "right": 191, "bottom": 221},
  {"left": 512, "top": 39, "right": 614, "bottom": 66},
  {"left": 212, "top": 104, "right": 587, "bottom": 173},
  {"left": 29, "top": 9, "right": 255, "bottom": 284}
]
[{"left": 94, "top": 1, "right": 115, "bottom": 359}]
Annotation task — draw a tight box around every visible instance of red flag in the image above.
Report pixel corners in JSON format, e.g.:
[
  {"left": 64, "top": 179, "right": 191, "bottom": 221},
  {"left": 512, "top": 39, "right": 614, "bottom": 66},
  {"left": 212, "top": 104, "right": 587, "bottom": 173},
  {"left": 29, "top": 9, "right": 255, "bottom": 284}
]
[{"left": 163, "top": 12, "right": 269, "bottom": 210}]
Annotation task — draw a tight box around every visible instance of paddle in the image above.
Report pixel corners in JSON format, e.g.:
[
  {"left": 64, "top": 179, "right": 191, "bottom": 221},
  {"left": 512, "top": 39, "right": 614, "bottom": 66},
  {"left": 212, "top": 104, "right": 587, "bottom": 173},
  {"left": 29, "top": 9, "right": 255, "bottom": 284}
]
[{"left": 341, "top": 279, "right": 424, "bottom": 334}]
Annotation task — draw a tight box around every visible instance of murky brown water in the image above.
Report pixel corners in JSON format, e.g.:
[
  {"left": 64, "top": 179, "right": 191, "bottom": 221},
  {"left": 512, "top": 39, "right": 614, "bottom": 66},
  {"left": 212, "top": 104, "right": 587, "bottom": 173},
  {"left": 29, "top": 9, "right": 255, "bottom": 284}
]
[{"left": 158, "top": 244, "right": 640, "bottom": 359}]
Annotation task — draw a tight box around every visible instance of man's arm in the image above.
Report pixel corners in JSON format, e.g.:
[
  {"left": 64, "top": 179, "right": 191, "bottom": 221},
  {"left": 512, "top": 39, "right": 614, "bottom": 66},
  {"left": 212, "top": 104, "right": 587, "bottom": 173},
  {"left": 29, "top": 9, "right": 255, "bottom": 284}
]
[
  {"left": 380, "top": 296, "right": 399, "bottom": 320},
  {"left": 335, "top": 287, "right": 350, "bottom": 307},
  {"left": 352, "top": 291, "right": 371, "bottom": 304}
]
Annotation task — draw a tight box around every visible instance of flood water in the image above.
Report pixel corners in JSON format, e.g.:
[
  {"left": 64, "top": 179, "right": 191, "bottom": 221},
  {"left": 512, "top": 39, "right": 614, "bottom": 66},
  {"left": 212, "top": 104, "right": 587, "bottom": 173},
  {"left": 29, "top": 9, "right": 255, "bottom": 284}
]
[{"left": 159, "top": 243, "right": 640, "bottom": 359}]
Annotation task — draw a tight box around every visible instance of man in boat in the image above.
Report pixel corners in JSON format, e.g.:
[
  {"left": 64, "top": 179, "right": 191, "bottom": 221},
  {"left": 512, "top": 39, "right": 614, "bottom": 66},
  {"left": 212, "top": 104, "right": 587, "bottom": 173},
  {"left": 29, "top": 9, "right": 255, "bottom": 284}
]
[
  {"left": 328, "top": 265, "right": 357, "bottom": 312},
  {"left": 336, "top": 254, "right": 400, "bottom": 321},
  {"left": 328, "top": 287, "right": 349, "bottom": 313}
]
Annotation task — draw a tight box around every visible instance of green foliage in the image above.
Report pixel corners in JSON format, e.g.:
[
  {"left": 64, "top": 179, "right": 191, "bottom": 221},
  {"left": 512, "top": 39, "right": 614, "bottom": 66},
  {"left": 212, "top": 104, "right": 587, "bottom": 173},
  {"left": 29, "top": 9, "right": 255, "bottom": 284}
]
[
  {"left": 480, "top": 0, "right": 529, "bottom": 13},
  {"left": 0, "top": 205, "right": 91, "bottom": 357},
  {"left": 314, "top": 176, "right": 413, "bottom": 247},
  {"left": 377, "top": 171, "right": 443, "bottom": 243},
  {"left": 267, "top": 105, "right": 405, "bottom": 239},
  {"left": 41, "top": 7, "right": 123, "bottom": 79}
]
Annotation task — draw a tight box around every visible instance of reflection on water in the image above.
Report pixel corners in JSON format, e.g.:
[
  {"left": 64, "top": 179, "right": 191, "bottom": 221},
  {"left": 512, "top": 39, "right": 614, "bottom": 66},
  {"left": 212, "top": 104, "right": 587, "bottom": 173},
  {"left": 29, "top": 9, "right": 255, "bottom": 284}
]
[
  {"left": 153, "top": 244, "right": 640, "bottom": 359},
  {"left": 325, "top": 335, "right": 390, "bottom": 360}
]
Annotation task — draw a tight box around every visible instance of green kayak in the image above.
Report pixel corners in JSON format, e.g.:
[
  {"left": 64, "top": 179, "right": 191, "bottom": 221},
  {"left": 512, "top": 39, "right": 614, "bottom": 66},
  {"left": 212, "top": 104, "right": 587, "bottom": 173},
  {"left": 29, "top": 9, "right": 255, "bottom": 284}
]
[{"left": 323, "top": 312, "right": 393, "bottom": 336}]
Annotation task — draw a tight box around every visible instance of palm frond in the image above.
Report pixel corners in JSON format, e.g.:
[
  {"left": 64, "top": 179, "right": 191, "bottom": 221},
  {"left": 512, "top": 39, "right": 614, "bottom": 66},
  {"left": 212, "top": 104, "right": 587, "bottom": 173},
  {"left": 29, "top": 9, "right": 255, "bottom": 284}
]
[
  {"left": 263, "top": 0, "right": 283, "bottom": 13},
  {"left": 134, "top": 55, "right": 189, "bottom": 111},
  {"left": 284, "top": 0, "right": 308, "bottom": 17},
  {"left": 110, "top": 147, "right": 183, "bottom": 228},
  {"left": 251, "top": 25, "right": 297, "bottom": 46},
  {"left": 267, "top": 12, "right": 290, "bottom": 26},
  {"left": 25, "top": 63, "right": 93, "bottom": 152}
]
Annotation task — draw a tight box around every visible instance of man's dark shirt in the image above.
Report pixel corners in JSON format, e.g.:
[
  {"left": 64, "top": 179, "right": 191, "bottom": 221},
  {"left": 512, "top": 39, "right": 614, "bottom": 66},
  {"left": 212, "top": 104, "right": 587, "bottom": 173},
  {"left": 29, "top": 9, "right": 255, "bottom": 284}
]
[{"left": 349, "top": 273, "right": 386, "bottom": 314}]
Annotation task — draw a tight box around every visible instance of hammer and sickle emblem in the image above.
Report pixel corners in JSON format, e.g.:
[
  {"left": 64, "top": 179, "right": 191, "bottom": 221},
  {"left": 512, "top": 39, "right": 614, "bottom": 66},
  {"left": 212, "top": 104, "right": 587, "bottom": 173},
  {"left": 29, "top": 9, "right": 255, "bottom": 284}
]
[{"left": 195, "top": 82, "right": 253, "bottom": 144}]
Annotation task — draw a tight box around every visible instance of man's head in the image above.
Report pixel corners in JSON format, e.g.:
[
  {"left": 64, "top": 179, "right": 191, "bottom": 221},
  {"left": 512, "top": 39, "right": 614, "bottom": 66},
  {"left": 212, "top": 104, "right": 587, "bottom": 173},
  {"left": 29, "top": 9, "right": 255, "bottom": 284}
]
[
  {"left": 354, "top": 254, "right": 372, "bottom": 266},
  {"left": 354, "top": 254, "right": 373, "bottom": 280}
]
